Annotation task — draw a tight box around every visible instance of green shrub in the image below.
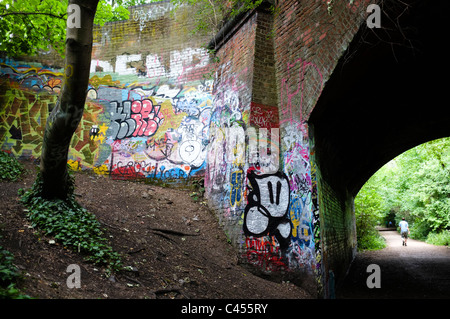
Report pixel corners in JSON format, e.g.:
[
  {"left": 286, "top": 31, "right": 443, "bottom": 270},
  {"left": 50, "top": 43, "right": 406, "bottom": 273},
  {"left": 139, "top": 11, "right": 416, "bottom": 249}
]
[
  {"left": 0, "top": 151, "right": 23, "bottom": 181},
  {"left": 426, "top": 231, "right": 450, "bottom": 246},
  {"left": 357, "top": 232, "right": 386, "bottom": 251},
  {"left": 0, "top": 241, "right": 30, "bottom": 299},
  {"left": 409, "top": 221, "right": 431, "bottom": 241}
]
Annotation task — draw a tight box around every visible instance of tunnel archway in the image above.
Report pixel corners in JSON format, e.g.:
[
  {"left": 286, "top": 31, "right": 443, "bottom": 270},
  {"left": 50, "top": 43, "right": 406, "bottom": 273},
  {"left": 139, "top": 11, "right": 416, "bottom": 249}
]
[
  {"left": 307, "top": 0, "right": 450, "bottom": 293},
  {"left": 339, "top": 137, "right": 450, "bottom": 299},
  {"left": 309, "top": 0, "right": 450, "bottom": 197},
  {"left": 353, "top": 136, "right": 449, "bottom": 249}
]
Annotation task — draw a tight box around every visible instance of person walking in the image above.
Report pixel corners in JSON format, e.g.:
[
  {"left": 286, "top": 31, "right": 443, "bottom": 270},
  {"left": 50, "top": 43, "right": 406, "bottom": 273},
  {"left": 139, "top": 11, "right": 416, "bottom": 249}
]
[{"left": 399, "top": 217, "right": 410, "bottom": 246}]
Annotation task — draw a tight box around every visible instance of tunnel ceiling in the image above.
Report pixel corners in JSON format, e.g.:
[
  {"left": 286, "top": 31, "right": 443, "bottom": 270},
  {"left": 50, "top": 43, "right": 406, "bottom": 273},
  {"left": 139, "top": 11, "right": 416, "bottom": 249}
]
[{"left": 309, "top": 0, "right": 450, "bottom": 196}]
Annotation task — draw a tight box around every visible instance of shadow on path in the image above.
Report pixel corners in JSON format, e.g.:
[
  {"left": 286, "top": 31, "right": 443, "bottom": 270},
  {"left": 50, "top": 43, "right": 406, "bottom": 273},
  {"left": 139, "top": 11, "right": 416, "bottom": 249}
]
[{"left": 337, "top": 230, "right": 450, "bottom": 299}]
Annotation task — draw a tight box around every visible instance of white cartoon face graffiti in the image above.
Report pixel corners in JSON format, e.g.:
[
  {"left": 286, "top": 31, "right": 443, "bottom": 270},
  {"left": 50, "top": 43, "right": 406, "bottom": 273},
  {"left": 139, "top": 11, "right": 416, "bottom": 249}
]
[
  {"left": 243, "top": 172, "right": 292, "bottom": 249},
  {"left": 253, "top": 174, "right": 290, "bottom": 218}
]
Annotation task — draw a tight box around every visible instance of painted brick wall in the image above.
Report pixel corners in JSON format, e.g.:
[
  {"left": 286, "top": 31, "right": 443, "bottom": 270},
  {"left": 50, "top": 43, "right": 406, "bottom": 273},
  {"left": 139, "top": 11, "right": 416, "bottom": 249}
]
[
  {"left": 204, "top": 0, "right": 370, "bottom": 297},
  {"left": 0, "top": 1, "right": 215, "bottom": 185},
  {"left": 205, "top": 11, "right": 257, "bottom": 244},
  {"left": 271, "top": 0, "right": 368, "bottom": 297}
]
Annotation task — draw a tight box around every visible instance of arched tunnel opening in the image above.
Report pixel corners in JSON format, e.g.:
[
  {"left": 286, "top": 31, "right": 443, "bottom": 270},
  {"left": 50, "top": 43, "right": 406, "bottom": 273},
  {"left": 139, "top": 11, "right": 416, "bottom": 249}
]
[
  {"left": 353, "top": 137, "right": 449, "bottom": 250},
  {"left": 308, "top": 0, "right": 450, "bottom": 294},
  {"left": 337, "top": 136, "right": 449, "bottom": 299}
]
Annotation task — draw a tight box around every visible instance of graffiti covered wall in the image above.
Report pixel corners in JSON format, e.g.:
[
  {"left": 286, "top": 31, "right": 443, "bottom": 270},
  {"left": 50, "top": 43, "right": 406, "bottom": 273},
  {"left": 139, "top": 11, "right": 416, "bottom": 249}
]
[
  {"left": 203, "top": 6, "right": 320, "bottom": 291},
  {"left": 0, "top": 2, "right": 215, "bottom": 184},
  {"left": 1, "top": 0, "right": 371, "bottom": 298},
  {"left": 205, "top": 0, "right": 369, "bottom": 297},
  {"left": 268, "top": 0, "right": 366, "bottom": 296}
]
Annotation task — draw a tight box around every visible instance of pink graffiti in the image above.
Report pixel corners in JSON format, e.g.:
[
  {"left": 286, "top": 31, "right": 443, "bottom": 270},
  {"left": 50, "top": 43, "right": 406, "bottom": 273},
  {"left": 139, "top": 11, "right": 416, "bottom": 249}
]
[
  {"left": 131, "top": 99, "right": 163, "bottom": 137},
  {"left": 280, "top": 58, "right": 323, "bottom": 127}
]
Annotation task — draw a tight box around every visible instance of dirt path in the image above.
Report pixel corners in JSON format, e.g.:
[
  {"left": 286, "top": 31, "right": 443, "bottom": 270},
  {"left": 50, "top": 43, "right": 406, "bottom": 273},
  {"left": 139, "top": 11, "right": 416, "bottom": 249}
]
[{"left": 337, "top": 230, "right": 450, "bottom": 299}]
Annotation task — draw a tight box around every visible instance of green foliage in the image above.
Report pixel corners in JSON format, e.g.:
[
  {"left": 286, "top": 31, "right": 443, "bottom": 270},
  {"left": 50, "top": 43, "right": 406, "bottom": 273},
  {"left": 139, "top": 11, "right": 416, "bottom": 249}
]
[
  {"left": 0, "top": 0, "right": 67, "bottom": 56},
  {"left": 426, "top": 231, "right": 450, "bottom": 246},
  {"left": 0, "top": 240, "right": 31, "bottom": 299},
  {"left": 0, "top": 248, "right": 17, "bottom": 284},
  {"left": 228, "top": 0, "right": 264, "bottom": 17},
  {"left": 94, "top": 1, "right": 130, "bottom": 26},
  {"left": 354, "top": 170, "right": 387, "bottom": 250},
  {"left": 19, "top": 170, "right": 122, "bottom": 274},
  {"left": 409, "top": 221, "right": 431, "bottom": 241},
  {"left": 0, "top": 0, "right": 138, "bottom": 57},
  {"left": 355, "top": 137, "right": 450, "bottom": 249},
  {"left": 0, "top": 151, "right": 24, "bottom": 181},
  {"left": 387, "top": 138, "right": 450, "bottom": 235},
  {"left": 190, "top": 178, "right": 205, "bottom": 202},
  {"left": 357, "top": 231, "right": 386, "bottom": 251}
]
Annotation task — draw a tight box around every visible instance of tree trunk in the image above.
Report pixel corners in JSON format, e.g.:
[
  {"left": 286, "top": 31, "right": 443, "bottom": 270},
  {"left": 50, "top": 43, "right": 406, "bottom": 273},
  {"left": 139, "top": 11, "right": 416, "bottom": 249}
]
[{"left": 40, "top": 0, "right": 99, "bottom": 199}]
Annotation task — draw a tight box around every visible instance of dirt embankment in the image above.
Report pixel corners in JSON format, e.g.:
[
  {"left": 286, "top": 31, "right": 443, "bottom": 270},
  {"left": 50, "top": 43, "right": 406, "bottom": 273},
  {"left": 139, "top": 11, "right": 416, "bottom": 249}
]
[{"left": 0, "top": 160, "right": 311, "bottom": 299}]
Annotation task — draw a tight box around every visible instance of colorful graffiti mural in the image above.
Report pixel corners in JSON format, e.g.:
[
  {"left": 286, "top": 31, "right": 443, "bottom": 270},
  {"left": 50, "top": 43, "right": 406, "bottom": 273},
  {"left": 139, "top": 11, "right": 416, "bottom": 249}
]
[
  {"left": 105, "top": 82, "right": 212, "bottom": 180},
  {"left": 0, "top": 50, "right": 213, "bottom": 182},
  {"left": 202, "top": 47, "right": 320, "bottom": 276},
  {"left": 0, "top": 60, "right": 107, "bottom": 168},
  {"left": 238, "top": 64, "right": 320, "bottom": 275}
]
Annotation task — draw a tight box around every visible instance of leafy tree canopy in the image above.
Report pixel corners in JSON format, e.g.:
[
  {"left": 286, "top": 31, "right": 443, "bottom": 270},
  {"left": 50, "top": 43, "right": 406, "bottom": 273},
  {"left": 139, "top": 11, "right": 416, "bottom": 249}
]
[{"left": 0, "top": 0, "right": 153, "bottom": 57}]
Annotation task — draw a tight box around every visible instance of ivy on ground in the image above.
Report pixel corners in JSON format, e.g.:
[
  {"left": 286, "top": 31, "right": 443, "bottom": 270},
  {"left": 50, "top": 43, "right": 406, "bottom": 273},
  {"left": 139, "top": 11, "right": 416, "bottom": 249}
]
[
  {"left": 0, "top": 151, "right": 24, "bottom": 181},
  {"left": 0, "top": 239, "right": 31, "bottom": 299},
  {"left": 19, "top": 169, "right": 122, "bottom": 275}
]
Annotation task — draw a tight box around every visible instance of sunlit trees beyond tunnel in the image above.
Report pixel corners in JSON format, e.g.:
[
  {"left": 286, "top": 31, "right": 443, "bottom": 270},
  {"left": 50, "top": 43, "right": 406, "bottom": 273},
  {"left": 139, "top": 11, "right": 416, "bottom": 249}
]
[{"left": 355, "top": 137, "right": 450, "bottom": 250}]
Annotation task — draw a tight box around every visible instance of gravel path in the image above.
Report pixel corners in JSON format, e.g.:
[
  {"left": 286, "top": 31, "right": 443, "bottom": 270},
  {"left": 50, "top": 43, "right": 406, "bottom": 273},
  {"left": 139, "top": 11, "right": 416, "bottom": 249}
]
[{"left": 337, "top": 230, "right": 450, "bottom": 299}]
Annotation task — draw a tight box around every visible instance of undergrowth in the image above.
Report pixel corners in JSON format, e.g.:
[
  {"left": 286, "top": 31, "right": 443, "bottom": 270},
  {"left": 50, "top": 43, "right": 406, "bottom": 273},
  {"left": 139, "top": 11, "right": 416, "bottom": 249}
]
[
  {"left": 357, "top": 230, "right": 386, "bottom": 251},
  {"left": 0, "top": 151, "right": 24, "bottom": 181},
  {"left": 426, "top": 231, "right": 450, "bottom": 246},
  {"left": 19, "top": 169, "right": 122, "bottom": 275},
  {"left": 0, "top": 238, "right": 31, "bottom": 299},
  {"left": 0, "top": 152, "right": 30, "bottom": 298}
]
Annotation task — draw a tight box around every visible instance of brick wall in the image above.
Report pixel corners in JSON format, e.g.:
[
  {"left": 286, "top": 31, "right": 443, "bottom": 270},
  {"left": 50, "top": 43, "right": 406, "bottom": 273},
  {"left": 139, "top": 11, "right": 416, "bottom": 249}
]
[
  {"left": 251, "top": 8, "right": 277, "bottom": 107},
  {"left": 272, "top": 0, "right": 368, "bottom": 297},
  {"left": 205, "top": 11, "right": 257, "bottom": 244},
  {"left": 1, "top": 1, "right": 215, "bottom": 186},
  {"left": 316, "top": 175, "right": 356, "bottom": 297},
  {"left": 204, "top": 0, "right": 370, "bottom": 297}
]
